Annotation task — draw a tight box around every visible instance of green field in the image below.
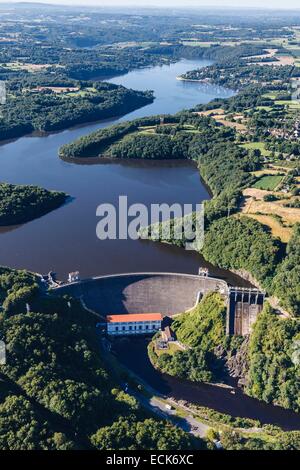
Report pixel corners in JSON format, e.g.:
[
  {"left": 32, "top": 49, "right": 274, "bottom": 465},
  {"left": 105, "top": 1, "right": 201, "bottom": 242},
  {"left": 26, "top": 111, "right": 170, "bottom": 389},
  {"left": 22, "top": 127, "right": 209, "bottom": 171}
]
[
  {"left": 65, "top": 87, "right": 97, "bottom": 98},
  {"left": 262, "top": 92, "right": 278, "bottom": 100},
  {"left": 275, "top": 100, "right": 300, "bottom": 109},
  {"left": 240, "top": 141, "right": 272, "bottom": 157},
  {"left": 256, "top": 106, "right": 273, "bottom": 111},
  {"left": 154, "top": 342, "right": 183, "bottom": 357},
  {"left": 180, "top": 40, "right": 216, "bottom": 47},
  {"left": 252, "top": 175, "right": 283, "bottom": 191}
]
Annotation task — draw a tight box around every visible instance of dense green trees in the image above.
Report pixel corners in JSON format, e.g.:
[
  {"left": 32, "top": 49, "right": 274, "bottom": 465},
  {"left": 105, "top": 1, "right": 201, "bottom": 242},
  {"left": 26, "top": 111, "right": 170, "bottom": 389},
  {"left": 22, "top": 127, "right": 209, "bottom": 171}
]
[
  {"left": 0, "top": 267, "right": 203, "bottom": 450},
  {"left": 60, "top": 122, "right": 140, "bottom": 159},
  {"left": 0, "top": 81, "right": 153, "bottom": 141},
  {"left": 218, "top": 429, "right": 300, "bottom": 450},
  {"left": 272, "top": 224, "right": 300, "bottom": 316},
  {"left": 0, "top": 183, "right": 67, "bottom": 226},
  {"left": 247, "top": 304, "right": 300, "bottom": 413},
  {"left": 143, "top": 214, "right": 282, "bottom": 292},
  {"left": 202, "top": 217, "right": 282, "bottom": 289},
  {"left": 0, "top": 393, "right": 76, "bottom": 450},
  {"left": 59, "top": 115, "right": 179, "bottom": 158},
  {"left": 189, "top": 139, "right": 259, "bottom": 222},
  {"left": 149, "top": 293, "right": 227, "bottom": 382},
  {"left": 172, "top": 292, "right": 226, "bottom": 349},
  {"left": 109, "top": 133, "right": 188, "bottom": 160},
  {"left": 91, "top": 417, "right": 205, "bottom": 450}
]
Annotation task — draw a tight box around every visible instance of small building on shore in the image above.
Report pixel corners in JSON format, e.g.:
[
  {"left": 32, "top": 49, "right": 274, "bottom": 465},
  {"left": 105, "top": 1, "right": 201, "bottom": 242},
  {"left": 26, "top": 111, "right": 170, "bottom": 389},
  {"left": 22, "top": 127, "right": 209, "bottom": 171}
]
[
  {"left": 161, "top": 326, "right": 175, "bottom": 342},
  {"left": 106, "top": 313, "right": 162, "bottom": 336},
  {"left": 68, "top": 271, "right": 80, "bottom": 283}
]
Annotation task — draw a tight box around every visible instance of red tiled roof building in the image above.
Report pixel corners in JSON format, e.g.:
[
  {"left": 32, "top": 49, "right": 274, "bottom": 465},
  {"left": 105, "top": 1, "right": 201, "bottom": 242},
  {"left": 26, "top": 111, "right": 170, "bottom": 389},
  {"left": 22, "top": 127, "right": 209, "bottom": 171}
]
[{"left": 106, "top": 313, "right": 162, "bottom": 336}]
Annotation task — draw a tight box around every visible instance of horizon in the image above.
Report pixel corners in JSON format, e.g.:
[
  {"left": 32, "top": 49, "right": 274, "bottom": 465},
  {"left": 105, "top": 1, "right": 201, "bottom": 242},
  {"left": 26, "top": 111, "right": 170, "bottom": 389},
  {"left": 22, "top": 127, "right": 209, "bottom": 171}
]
[{"left": 1, "top": 0, "right": 300, "bottom": 12}]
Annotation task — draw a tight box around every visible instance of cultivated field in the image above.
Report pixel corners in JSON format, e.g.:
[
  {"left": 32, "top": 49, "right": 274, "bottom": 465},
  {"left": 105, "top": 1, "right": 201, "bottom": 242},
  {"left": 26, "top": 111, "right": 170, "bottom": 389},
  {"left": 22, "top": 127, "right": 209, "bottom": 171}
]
[
  {"left": 240, "top": 187, "right": 300, "bottom": 242},
  {"left": 241, "top": 213, "right": 292, "bottom": 243},
  {"left": 240, "top": 142, "right": 272, "bottom": 157},
  {"left": 252, "top": 175, "right": 283, "bottom": 191}
]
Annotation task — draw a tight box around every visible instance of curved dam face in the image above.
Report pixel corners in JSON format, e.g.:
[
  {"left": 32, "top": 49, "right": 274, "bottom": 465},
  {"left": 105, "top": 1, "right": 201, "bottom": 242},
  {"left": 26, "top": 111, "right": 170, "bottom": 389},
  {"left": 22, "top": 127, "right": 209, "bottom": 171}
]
[{"left": 53, "top": 272, "right": 228, "bottom": 317}]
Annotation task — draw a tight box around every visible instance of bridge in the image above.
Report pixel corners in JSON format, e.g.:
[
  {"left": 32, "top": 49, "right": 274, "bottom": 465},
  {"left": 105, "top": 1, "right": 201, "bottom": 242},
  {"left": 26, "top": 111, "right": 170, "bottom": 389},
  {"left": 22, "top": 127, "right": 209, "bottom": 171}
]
[{"left": 53, "top": 271, "right": 265, "bottom": 335}]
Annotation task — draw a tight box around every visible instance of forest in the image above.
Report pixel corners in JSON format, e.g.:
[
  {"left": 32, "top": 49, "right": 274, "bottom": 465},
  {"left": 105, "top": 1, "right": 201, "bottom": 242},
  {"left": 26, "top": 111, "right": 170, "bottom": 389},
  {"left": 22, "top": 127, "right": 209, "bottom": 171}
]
[
  {"left": 61, "top": 70, "right": 300, "bottom": 317},
  {"left": 59, "top": 115, "right": 180, "bottom": 158},
  {"left": 0, "top": 80, "right": 153, "bottom": 141},
  {"left": 202, "top": 217, "right": 282, "bottom": 290},
  {"left": 148, "top": 293, "right": 227, "bottom": 383},
  {"left": 247, "top": 304, "right": 300, "bottom": 413},
  {"left": 0, "top": 267, "right": 204, "bottom": 450},
  {"left": 4, "top": 266, "right": 298, "bottom": 450},
  {"left": 272, "top": 224, "right": 300, "bottom": 316},
  {"left": 0, "top": 183, "right": 68, "bottom": 226},
  {"left": 149, "top": 291, "right": 300, "bottom": 417}
]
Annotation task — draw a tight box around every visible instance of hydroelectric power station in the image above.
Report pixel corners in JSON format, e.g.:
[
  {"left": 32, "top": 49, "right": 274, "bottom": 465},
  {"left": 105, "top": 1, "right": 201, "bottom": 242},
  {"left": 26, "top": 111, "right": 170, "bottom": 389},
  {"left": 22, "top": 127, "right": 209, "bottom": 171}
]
[{"left": 54, "top": 269, "right": 265, "bottom": 336}]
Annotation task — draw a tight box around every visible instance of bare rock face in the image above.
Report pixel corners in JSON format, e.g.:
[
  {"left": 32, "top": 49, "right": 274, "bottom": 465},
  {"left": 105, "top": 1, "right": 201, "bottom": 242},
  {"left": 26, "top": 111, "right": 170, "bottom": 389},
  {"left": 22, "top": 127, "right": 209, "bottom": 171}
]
[
  {"left": 231, "top": 269, "right": 263, "bottom": 290},
  {"left": 225, "top": 336, "right": 250, "bottom": 387}
]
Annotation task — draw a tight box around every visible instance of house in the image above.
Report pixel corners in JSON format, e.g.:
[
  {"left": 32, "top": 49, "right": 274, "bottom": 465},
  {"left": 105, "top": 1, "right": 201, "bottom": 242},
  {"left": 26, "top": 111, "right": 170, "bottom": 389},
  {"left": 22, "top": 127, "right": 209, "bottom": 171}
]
[
  {"left": 161, "top": 326, "right": 175, "bottom": 342},
  {"left": 68, "top": 271, "right": 80, "bottom": 283},
  {"left": 106, "top": 313, "right": 162, "bottom": 336}
]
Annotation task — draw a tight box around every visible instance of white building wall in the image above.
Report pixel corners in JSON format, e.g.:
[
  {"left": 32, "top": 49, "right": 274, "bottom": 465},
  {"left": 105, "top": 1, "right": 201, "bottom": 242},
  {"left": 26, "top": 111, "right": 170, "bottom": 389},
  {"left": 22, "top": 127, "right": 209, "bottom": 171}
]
[{"left": 107, "top": 320, "right": 161, "bottom": 336}]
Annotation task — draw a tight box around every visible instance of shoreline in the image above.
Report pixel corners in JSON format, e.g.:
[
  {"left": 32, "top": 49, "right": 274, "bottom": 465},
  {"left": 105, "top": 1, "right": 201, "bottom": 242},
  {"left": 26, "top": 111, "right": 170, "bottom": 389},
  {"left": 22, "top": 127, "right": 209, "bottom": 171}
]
[{"left": 176, "top": 75, "right": 206, "bottom": 83}]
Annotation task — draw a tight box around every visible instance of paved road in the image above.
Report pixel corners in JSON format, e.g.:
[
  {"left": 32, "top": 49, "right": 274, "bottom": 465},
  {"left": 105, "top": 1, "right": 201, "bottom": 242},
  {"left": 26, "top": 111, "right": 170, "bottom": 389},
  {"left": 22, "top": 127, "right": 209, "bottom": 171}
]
[
  {"left": 132, "top": 390, "right": 210, "bottom": 438},
  {"left": 100, "top": 337, "right": 210, "bottom": 438}
]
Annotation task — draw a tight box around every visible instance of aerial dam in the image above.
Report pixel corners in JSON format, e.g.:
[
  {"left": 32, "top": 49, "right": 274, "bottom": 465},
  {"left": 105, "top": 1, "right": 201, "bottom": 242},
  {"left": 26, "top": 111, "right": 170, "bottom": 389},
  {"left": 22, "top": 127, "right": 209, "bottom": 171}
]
[{"left": 53, "top": 271, "right": 265, "bottom": 336}]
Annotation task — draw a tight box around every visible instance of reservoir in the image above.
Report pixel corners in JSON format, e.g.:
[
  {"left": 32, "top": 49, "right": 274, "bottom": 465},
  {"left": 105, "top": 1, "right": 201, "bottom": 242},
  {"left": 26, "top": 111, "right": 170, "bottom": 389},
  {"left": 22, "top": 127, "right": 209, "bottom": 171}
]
[
  {"left": 1, "top": 58, "right": 297, "bottom": 428},
  {"left": 0, "top": 59, "right": 236, "bottom": 281}
]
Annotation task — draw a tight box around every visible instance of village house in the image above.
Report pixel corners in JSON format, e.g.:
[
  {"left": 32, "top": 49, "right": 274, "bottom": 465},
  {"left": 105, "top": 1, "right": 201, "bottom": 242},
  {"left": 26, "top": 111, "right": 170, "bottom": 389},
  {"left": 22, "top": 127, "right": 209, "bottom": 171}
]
[{"left": 68, "top": 271, "right": 80, "bottom": 283}]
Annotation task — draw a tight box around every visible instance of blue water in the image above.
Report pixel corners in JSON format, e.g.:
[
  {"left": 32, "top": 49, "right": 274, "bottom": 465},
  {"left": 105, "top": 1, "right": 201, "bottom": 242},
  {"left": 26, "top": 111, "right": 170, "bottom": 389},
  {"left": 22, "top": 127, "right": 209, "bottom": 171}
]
[
  {"left": 108, "top": 59, "right": 234, "bottom": 118},
  {"left": 0, "top": 59, "right": 236, "bottom": 280}
]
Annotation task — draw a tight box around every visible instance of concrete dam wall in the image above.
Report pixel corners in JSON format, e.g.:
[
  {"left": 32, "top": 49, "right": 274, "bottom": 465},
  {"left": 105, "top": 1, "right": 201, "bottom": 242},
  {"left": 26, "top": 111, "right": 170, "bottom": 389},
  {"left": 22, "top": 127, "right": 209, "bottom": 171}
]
[
  {"left": 54, "top": 272, "right": 228, "bottom": 317},
  {"left": 54, "top": 272, "right": 265, "bottom": 335}
]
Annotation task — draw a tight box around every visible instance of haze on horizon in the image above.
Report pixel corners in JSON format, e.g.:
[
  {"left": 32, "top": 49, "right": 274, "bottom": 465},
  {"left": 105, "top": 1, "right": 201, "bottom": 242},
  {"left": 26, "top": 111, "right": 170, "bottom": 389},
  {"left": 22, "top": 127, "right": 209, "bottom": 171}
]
[{"left": 1, "top": 0, "right": 300, "bottom": 10}]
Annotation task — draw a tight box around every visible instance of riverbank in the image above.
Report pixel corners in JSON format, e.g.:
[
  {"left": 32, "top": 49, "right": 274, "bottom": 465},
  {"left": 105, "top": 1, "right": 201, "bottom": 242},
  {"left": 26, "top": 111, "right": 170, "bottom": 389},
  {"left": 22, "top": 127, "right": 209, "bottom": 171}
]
[
  {"left": 176, "top": 76, "right": 205, "bottom": 83},
  {"left": 113, "top": 337, "right": 300, "bottom": 432}
]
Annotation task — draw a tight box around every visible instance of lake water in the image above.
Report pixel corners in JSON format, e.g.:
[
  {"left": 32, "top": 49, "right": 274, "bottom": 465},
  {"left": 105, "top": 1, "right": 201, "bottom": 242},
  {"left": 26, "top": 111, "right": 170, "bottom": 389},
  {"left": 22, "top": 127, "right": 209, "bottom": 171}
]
[{"left": 0, "top": 59, "right": 237, "bottom": 281}]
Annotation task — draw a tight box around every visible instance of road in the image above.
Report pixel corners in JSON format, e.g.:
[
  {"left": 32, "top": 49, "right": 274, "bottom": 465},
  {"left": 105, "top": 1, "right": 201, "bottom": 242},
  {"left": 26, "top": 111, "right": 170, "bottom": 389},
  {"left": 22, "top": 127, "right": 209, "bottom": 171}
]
[
  {"left": 100, "top": 337, "right": 210, "bottom": 438},
  {"left": 132, "top": 389, "right": 210, "bottom": 438}
]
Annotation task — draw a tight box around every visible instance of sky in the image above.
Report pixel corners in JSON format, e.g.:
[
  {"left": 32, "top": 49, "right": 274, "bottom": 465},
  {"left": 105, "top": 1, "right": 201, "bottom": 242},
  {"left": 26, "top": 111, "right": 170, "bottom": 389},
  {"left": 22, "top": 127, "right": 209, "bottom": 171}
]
[{"left": 1, "top": 0, "right": 300, "bottom": 10}]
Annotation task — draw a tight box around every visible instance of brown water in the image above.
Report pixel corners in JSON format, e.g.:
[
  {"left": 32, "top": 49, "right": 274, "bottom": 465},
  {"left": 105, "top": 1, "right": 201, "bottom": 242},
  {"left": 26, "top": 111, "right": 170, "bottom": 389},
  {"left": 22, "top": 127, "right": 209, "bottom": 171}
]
[
  {"left": 0, "top": 59, "right": 236, "bottom": 281},
  {"left": 113, "top": 338, "right": 300, "bottom": 431}
]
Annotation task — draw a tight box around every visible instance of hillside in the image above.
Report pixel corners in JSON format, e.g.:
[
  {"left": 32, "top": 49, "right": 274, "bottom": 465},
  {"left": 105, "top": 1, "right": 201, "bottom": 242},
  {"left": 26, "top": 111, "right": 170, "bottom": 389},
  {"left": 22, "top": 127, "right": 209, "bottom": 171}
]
[
  {"left": 148, "top": 293, "right": 227, "bottom": 383},
  {"left": 0, "top": 267, "right": 204, "bottom": 450}
]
